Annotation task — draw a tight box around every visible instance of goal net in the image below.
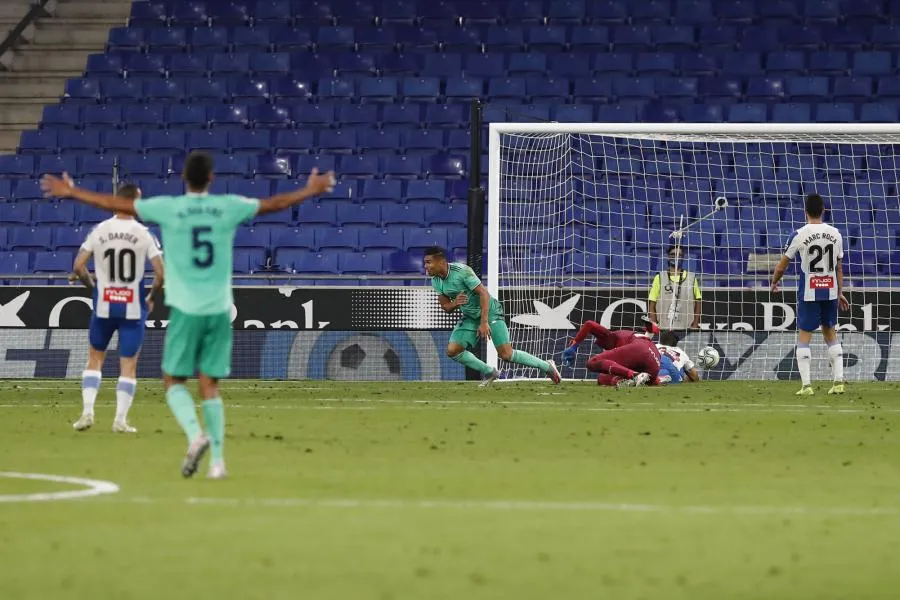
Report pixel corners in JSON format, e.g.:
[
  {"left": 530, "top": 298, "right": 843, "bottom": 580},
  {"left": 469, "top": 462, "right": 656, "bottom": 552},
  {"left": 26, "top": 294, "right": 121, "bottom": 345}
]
[{"left": 487, "top": 123, "right": 900, "bottom": 382}]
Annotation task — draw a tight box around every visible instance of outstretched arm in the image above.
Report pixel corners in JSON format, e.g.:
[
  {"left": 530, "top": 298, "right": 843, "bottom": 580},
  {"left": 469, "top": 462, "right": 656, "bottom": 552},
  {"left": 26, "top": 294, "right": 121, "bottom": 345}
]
[
  {"left": 256, "top": 168, "right": 337, "bottom": 215},
  {"left": 41, "top": 173, "right": 137, "bottom": 215}
]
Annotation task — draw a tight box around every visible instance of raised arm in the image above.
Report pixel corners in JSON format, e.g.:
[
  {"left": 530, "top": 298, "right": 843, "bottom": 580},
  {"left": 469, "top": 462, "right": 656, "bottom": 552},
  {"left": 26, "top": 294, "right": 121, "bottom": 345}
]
[
  {"left": 70, "top": 249, "right": 94, "bottom": 290},
  {"left": 41, "top": 173, "right": 137, "bottom": 215},
  {"left": 256, "top": 168, "right": 337, "bottom": 215}
]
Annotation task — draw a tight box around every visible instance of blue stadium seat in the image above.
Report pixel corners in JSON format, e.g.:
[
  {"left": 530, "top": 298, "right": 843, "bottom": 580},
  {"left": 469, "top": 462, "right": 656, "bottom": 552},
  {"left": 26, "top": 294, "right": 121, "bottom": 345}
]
[
  {"left": 171, "top": 2, "right": 209, "bottom": 25},
  {"left": 0, "top": 202, "right": 32, "bottom": 224},
  {"left": 210, "top": 52, "right": 250, "bottom": 74},
  {"left": 293, "top": 155, "right": 336, "bottom": 176},
  {"left": 187, "top": 129, "right": 228, "bottom": 152},
  {"left": 462, "top": 54, "right": 504, "bottom": 79},
  {"left": 125, "top": 53, "right": 165, "bottom": 77},
  {"left": 507, "top": 52, "right": 546, "bottom": 75},
  {"left": 19, "top": 129, "right": 57, "bottom": 154},
  {"left": 860, "top": 103, "right": 900, "bottom": 122},
  {"left": 832, "top": 76, "right": 873, "bottom": 101},
  {"left": 815, "top": 103, "right": 856, "bottom": 122},
  {"left": 527, "top": 25, "right": 567, "bottom": 51},
  {"left": 679, "top": 53, "right": 717, "bottom": 76},
  {"left": 249, "top": 104, "right": 292, "bottom": 127},
  {"left": 526, "top": 77, "right": 569, "bottom": 101},
  {"left": 251, "top": 52, "right": 290, "bottom": 75},
  {"left": 317, "top": 227, "right": 360, "bottom": 250},
  {"left": 12, "top": 179, "right": 43, "bottom": 201},
  {"left": 378, "top": 53, "right": 420, "bottom": 76},
  {"left": 656, "top": 77, "right": 697, "bottom": 99},
  {"left": 254, "top": 0, "right": 293, "bottom": 23},
  {"left": 185, "top": 78, "right": 228, "bottom": 101},
  {"left": 167, "top": 105, "right": 208, "bottom": 128},
  {"left": 361, "top": 179, "right": 403, "bottom": 201},
  {"left": 129, "top": 2, "right": 167, "bottom": 26},
  {"left": 695, "top": 24, "right": 737, "bottom": 50},
  {"left": 654, "top": 25, "right": 694, "bottom": 51},
  {"left": 740, "top": 26, "right": 780, "bottom": 51},
  {"left": 423, "top": 104, "right": 467, "bottom": 128},
  {"left": 107, "top": 27, "right": 145, "bottom": 52},
  {"left": 402, "top": 129, "right": 444, "bottom": 154},
  {"left": 33, "top": 251, "right": 73, "bottom": 274},
  {"left": 422, "top": 53, "right": 464, "bottom": 77},
  {"left": 39, "top": 153, "right": 80, "bottom": 175},
  {"left": 382, "top": 204, "right": 426, "bottom": 225},
  {"left": 271, "top": 129, "right": 313, "bottom": 155},
  {"left": 771, "top": 103, "right": 812, "bottom": 122},
  {"left": 381, "top": 104, "right": 421, "bottom": 125},
  {"left": 148, "top": 27, "right": 187, "bottom": 50},
  {"left": 612, "top": 25, "right": 653, "bottom": 50},
  {"left": 86, "top": 53, "right": 124, "bottom": 76},
  {"left": 382, "top": 155, "right": 423, "bottom": 178},
  {"left": 337, "top": 154, "right": 379, "bottom": 178},
  {"left": 255, "top": 154, "right": 292, "bottom": 177},
  {"left": 612, "top": 77, "right": 654, "bottom": 100},
  {"left": 234, "top": 226, "right": 270, "bottom": 251},
  {"left": 53, "top": 226, "right": 87, "bottom": 252},
  {"left": 358, "top": 77, "right": 399, "bottom": 102},
  {"left": 120, "top": 155, "right": 166, "bottom": 178},
  {"left": 228, "top": 78, "right": 269, "bottom": 103},
  {"left": 852, "top": 51, "right": 892, "bottom": 76},
  {"left": 233, "top": 26, "right": 272, "bottom": 50},
  {"left": 586, "top": 0, "right": 628, "bottom": 23},
  {"left": 229, "top": 129, "right": 272, "bottom": 153},
  {"left": 81, "top": 154, "right": 118, "bottom": 177},
  {"left": 145, "top": 129, "right": 186, "bottom": 153},
  {"left": 139, "top": 179, "right": 182, "bottom": 197},
  {"left": 64, "top": 78, "right": 101, "bottom": 103},
  {"left": 406, "top": 227, "right": 449, "bottom": 252},
  {"left": 785, "top": 76, "right": 829, "bottom": 101},
  {"left": 444, "top": 77, "right": 483, "bottom": 101},
  {"left": 338, "top": 251, "right": 383, "bottom": 275},
  {"left": 82, "top": 104, "right": 123, "bottom": 127},
  {"left": 746, "top": 77, "right": 785, "bottom": 101},
  {"left": 361, "top": 229, "right": 404, "bottom": 251},
  {"left": 0, "top": 251, "right": 30, "bottom": 274},
  {"left": 872, "top": 24, "right": 900, "bottom": 48},
  {"left": 685, "top": 104, "right": 724, "bottom": 122},
  {"left": 272, "top": 227, "right": 316, "bottom": 250},
  {"left": 334, "top": 202, "right": 380, "bottom": 228},
  {"left": 191, "top": 26, "right": 229, "bottom": 49},
  {"left": 485, "top": 25, "right": 525, "bottom": 50},
  {"left": 317, "top": 26, "right": 355, "bottom": 48},
  {"left": 209, "top": 104, "right": 249, "bottom": 127},
  {"left": 635, "top": 52, "right": 676, "bottom": 75},
  {"left": 407, "top": 180, "right": 447, "bottom": 202},
  {"left": 9, "top": 226, "right": 52, "bottom": 250},
  {"left": 573, "top": 78, "right": 613, "bottom": 102},
  {"left": 401, "top": 77, "right": 441, "bottom": 102},
  {"left": 361, "top": 128, "right": 401, "bottom": 154},
  {"left": 295, "top": 202, "right": 338, "bottom": 225},
  {"left": 804, "top": 0, "right": 841, "bottom": 22},
  {"left": 41, "top": 105, "right": 81, "bottom": 128}
]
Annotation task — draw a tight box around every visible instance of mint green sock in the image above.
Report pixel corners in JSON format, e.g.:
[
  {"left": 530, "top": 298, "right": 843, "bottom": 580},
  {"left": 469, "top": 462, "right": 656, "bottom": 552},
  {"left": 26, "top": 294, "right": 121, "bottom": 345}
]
[
  {"left": 201, "top": 398, "right": 225, "bottom": 462},
  {"left": 451, "top": 350, "right": 495, "bottom": 375},
  {"left": 510, "top": 349, "right": 550, "bottom": 373},
  {"left": 166, "top": 384, "right": 203, "bottom": 443}
]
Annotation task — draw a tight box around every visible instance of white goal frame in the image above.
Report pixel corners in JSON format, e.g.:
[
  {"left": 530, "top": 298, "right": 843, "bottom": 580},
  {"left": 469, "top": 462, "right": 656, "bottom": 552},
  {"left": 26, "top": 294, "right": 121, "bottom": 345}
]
[{"left": 486, "top": 122, "right": 900, "bottom": 371}]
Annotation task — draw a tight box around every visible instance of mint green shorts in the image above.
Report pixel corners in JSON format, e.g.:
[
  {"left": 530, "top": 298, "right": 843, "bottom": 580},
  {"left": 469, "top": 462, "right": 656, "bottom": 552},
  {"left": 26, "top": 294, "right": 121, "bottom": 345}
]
[
  {"left": 449, "top": 316, "right": 511, "bottom": 350},
  {"left": 162, "top": 308, "right": 232, "bottom": 379}
]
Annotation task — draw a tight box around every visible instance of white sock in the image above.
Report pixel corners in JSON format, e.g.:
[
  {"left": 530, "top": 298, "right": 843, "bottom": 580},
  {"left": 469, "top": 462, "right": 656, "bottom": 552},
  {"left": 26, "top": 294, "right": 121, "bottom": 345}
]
[
  {"left": 796, "top": 345, "right": 812, "bottom": 387},
  {"left": 828, "top": 343, "right": 844, "bottom": 383},
  {"left": 81, "top": 370, "right": 102, "bottom": 415},
  {"left": 115, "top": 377, "right": 136, "bottom": 423}
]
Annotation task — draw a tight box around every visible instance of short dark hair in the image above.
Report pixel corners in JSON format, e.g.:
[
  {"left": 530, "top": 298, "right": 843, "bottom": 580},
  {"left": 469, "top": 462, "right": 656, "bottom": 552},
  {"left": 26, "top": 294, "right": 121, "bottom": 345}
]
[
  {"left": 805, "top": 193, "right": 825, "bottom": 218},
  {"left": 183, "top": 151, "right": 214, "bottom": 190},
  {"left": 116, "top": 182, "right": 140, "bottom": 200},
  {"left": 660, "top": 330, "right": 679, "bottom": 346},
  {"left": 667, "top": 245, "right": 682, "bottom": 257},
  {"left": 423, "top": 246, "right": 447, "bottom": 259}
]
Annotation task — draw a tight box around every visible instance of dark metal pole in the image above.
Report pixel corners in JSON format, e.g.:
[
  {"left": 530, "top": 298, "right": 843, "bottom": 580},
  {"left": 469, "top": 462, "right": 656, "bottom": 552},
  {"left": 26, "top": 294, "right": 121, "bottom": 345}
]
[{"left": 465, "top": 100, "right": 486, "bottom": 377}]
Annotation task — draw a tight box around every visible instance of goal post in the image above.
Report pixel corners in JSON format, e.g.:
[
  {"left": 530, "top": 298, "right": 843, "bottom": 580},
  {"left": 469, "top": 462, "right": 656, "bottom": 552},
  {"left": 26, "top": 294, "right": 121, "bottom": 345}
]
[{"left": 487, "top": 122, "right": 900, "bottom": 382}]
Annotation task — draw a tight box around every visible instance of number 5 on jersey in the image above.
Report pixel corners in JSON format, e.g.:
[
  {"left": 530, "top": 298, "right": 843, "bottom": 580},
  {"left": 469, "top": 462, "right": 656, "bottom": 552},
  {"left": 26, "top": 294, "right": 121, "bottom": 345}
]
[{"left": 192, "top": 226, "right": 213, "bottom": 268}]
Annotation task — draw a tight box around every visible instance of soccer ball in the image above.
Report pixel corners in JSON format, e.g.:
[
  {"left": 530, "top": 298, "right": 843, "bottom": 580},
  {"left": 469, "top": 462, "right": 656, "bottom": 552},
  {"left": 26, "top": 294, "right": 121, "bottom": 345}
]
[
  {"left": 326, "top": 334, "right": 402, "bottom": 381},
  {"left": 697, "top": 346, "right": 720, "bottom": 369}
]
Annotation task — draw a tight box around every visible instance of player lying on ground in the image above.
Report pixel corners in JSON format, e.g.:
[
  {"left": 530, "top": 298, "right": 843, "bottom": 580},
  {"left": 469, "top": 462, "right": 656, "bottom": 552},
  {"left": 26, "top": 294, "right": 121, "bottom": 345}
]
[
  {"left": 560, "top": 316, "right": 660, "bottom": 367},
  {"left": 70, "top": 183, "right": 165, "bottom": 433},
  {"left": 42, "top": 151, "right": 336, "bottom": 479},
  {"left": 655, "top": 331, "right": 701, "bottom": 385},
  {"left": 770, "top": 193, "right": 849, "bottom": 396},
  {"left": 423, "top": 247, "right": 561, "bottom": 386}
]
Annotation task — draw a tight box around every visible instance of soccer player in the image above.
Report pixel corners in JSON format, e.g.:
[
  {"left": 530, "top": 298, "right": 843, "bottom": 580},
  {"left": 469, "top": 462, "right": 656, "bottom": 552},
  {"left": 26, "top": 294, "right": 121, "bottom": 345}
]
[
  {"left": 70, "top": 183, "right": 164, "bottom": 433},
  {"left": 42, "top": 151, "right": 336, "bottom": 478},
  {"left": 771, "top": 193, "right": 849, "bottom": 396},
  {"left": 655, "top": 331, "right": 700, "bottom": 385},
  {"left": 588, "top": 332, "right": 662, "bottom": 387},
  {"left": 423, "top": 247, "right": 561, "bottom": 386},
  {"left": 560, "top": 316, "right": 659, "bottom": 367}
]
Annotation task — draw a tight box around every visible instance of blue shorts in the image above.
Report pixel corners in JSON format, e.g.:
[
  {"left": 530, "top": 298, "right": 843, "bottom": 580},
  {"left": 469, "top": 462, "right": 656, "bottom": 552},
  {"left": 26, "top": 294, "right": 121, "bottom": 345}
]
[
  {"left": 659, "top": 354, "right": 683, "bottom": 383},
  {"left": 797, "top": 299, "right": 839, "bottom": 332},
  {"left": 89, "top": 315, "right": 145, "bottom": 358}
]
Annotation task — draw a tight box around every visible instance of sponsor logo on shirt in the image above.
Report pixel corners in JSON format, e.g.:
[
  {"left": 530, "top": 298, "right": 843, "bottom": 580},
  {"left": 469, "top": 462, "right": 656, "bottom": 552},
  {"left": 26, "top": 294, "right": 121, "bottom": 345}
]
[
  {"left": 104, "top": 288, "right": 134, "bottom": 304},
  {"left": 810, "top": 276, "right": 834, "bottom": 289}
]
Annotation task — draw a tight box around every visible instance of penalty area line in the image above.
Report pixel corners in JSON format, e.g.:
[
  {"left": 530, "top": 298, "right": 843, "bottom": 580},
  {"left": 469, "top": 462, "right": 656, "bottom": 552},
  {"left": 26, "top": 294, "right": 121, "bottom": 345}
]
[
  {"left": 108, "top": 495, "right": 900, "bottom": 517},
  {"left": 0, "top": 471, "right": 120, "bottom": 503}
]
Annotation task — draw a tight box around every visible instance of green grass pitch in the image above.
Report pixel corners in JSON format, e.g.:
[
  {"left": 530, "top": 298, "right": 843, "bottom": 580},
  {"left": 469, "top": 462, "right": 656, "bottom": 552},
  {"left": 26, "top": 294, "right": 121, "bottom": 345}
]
[{"left": 2, "top": 379, "right": 900, "bottom": 600}]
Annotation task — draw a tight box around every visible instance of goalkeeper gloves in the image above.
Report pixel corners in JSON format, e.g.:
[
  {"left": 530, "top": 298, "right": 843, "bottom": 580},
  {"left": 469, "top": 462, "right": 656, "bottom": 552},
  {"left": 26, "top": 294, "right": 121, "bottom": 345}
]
[{"left": 561, "top": 344, "right": 577, "bottom": 368}]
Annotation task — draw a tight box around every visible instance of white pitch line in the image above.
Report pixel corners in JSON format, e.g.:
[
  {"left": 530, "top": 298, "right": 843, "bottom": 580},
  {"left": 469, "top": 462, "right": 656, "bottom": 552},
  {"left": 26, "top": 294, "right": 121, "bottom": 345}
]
[
  {"left": 102, "top": 495, "right": 900, "bottom": 517},
  {"left": 0, "top": 471, "right": 119, "bottom": 503}
]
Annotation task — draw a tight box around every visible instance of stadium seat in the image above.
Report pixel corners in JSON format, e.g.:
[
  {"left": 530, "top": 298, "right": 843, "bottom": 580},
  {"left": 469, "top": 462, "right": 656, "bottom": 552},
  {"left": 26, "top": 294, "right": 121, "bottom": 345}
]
[
  {"left": 338, "top": 252, "right": 383, "bottom": 275},
  {"left": 33, "top": 251, "right": 73, "bottom": 274},
  {"left": 0, "top": 251, "right": 31, "bottom": 274},
  {"left": 9, "top": 226, "right": 52, "bottom": 251}
]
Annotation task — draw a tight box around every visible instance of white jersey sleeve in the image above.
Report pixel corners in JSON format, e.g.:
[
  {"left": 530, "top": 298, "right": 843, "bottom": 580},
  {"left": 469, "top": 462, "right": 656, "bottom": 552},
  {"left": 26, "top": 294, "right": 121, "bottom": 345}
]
[
  {"left": 784, "top": 223, "right": 844, "bottom": 301},
  {"left": 657, "top": 344, "right": 693, "bottom": 373}
]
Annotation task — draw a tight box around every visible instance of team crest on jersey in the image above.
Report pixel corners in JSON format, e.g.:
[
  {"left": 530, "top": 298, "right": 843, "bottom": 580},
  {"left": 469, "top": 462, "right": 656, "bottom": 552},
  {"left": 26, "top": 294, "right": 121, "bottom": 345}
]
[{"left": 104, "top": 288, "right": 134, "bottom": 303}]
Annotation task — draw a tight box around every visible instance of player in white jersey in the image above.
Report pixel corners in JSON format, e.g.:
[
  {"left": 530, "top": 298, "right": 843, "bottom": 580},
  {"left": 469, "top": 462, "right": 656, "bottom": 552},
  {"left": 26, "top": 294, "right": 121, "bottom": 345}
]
[
  {"left": 771, "top": 194, "right": 849, "bottom": 396},
  {"left": 655, "top": 331, "right": 700, "bottom": 384},
  {"left": 70, "top": 183, "right": 164, "bottom": 432}
]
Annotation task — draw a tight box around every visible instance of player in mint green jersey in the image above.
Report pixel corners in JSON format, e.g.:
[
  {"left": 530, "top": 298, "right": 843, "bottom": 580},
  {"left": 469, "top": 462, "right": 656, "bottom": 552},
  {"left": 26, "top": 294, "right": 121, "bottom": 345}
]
[
  {"left": 424, "top": 247, "right": 561, "bottom": 386},
  {"left": 41, "top": 151, "right": 336, "bottom": 479}
]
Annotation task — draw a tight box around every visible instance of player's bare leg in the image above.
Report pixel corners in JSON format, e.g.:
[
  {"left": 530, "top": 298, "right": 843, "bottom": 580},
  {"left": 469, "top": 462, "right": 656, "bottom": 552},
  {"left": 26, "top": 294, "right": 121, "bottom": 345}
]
[
  {"left": 112, "top": 354, "right": 138, "bottom": 433},
  {"left": 199, "top": 374, "right": 227, "bottom": 479},
  {"left": 795, "top": 329, "right": 814, "bottom": 395},
  {"left": 74, "top": 347, "right": 106, "bottom": 431},
  {"left": 822, "top": 326, "right": 845, "bottom": 394},
  {"left": 164, "top": 374, "right": 209, "bottom": 478}
]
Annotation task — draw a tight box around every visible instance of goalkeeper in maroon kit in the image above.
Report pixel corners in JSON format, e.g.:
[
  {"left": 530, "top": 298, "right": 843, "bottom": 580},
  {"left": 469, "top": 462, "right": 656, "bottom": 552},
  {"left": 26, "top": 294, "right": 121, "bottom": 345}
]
[{"left": 561, "top": 316, "right": 663, "bottom": 387}]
